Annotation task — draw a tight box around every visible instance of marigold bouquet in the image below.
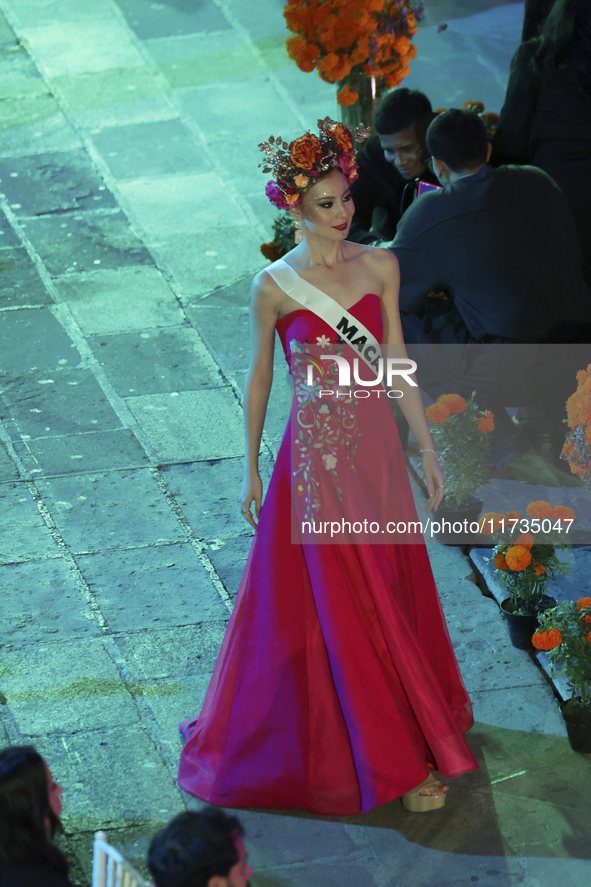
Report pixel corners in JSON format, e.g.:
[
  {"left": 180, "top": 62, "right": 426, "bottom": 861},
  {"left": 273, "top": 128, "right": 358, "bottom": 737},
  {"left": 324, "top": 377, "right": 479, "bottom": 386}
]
[
  {"left": 561, "top": 363, "right": 591, "bottom": 488},
  {"left": 434, "top": 100, "right": 500, "bottom": 139},
  {"left": 533, "top": 597, "right": 591, "bottom": 708},
  {"left": 478, "top": 500, "right": 576, "bottom": 544},
  {"left": 284, "top": 0, "right": 423, "bottom": 106},
  {"left": 490, "top": 538, "right": 571, "bottom": 615},
  {"left": 424, "top": 392, "right": 493, "bottom": 509}
]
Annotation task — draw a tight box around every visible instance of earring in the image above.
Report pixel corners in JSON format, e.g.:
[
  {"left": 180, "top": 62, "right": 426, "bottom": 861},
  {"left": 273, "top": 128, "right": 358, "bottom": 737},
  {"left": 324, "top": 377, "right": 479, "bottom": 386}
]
[{"left": 294, "top": 220, "right": 303, "bottom": 245}]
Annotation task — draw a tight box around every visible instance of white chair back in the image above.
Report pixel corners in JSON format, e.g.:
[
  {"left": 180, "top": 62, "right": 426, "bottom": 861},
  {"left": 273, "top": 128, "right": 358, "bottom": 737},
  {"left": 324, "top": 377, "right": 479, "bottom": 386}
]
[{"left": 92, "top": 831, "right": 149, "bottom": 887}]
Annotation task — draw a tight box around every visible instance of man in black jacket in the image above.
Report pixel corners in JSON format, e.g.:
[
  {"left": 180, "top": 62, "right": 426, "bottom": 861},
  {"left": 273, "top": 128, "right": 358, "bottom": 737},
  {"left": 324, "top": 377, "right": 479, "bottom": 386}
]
[
  {"left": 391, "top": 108, "right": 591, "bottom": 468},
  {"left": 349, "top": 88, "right": 440, "bottom": 245},
  {"left": 393, "top": 108, "right": 591, "bottom": 345}
]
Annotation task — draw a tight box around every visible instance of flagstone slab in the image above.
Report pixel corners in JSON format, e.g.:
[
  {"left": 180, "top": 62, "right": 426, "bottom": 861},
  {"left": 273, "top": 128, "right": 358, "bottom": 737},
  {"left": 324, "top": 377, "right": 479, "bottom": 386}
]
[
  {"left": 4, "top": 0, "right": 117, "bottom": 28},
  {"left": 0, "top": 91, "right": 62, "bottom": 132},
  {"left": 149, "top": 32, "right": 265, "bottom": 90},
  {"left": 118, "top": 172, "right": 247, "bottom": 238},
  {"left": 13, "top": 428, "right": 149, "bottom": 476},
  {"left": 54, "top": 266, "right": 183, "bottom": 334},
  {"left": 0, "top": 42, "right": 44, "bottom": 87},
  {"left": 206, "top": 542, "right": 248, "bottom": 603},
  {"left": 126, "top": 389, "right": 244, "bottom": 463},
  {"left": 113, "top": 623, "right": 227, "bottom": 681},
  {"left": 1, "top": 366, "right": 121, "bottom": 439},
  {"left": 0, "top": 306, "right": 77, "bottom": 373},
  {"left": 0, "top": 556, "right": 101, "bottom": 642},
  {"left": 35, "top": 725, "right": 183, "bottom": 831},
  {"left": 118, "top": 0, "right": 231, "bottom": 40},
  {"left": 0, "top": 115, "right": 82, "bottom": 158},
  {"left": 19, "top": 21, "right": 144, "bottom": 77},
  {"left": 0, "top": 247, "right": 52, "bottom": 306},
  {"left": 0, "top": 638, "right": 140, "bottom": 735},
  {"left": 90, "top": 119, "right": 213, "bottom": 180},
  {"left": 136, "top": 674, "right": 211, "bottom": 765},
  {"left": 0, "top": 441, "right": 18, "bottom": 480},
  {"left": 0, "top": 149, "right": 117, "bottom": 216},
  {"left": 150, "top": 226, "right": 263, "bottom": 298},
  {"left": 89, "top": 326, "right": 224, "bottom": 396},
  {"left": 36, "top": 469, "right": 184, "bottom": 551},
  {"left": 0, "top": 209, "right": 21, "bottom": 248},
  {"left": 76, "top": 542, "right": 229, "bottom": 631},
  {"left": 54, "top": 68, "right": 174, "bottom": 127},
  {"left": 22, "top": 209, "right": 153, "bottom": 275},
  {"left": 0, "top": 483, "right": 58, "bottom": 563},
  {"left": 161, "top": 455, "right": 274, "bottom": 543}
]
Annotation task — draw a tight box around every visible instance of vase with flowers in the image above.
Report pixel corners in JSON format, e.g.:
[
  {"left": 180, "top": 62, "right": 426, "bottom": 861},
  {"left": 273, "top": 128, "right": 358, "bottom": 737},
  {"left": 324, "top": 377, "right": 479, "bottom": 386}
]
[
  {"left": 561, "top": 362, "right": 591, "bottom": 488},
  {"left": 423, "top": 391, "right": 493, "bottom": 542},
  {"left": 283, "top": 0, "right": 423, "bottom": 129},
  {"left": 533, "top": 597, "right": 591, "bottom": 752}
]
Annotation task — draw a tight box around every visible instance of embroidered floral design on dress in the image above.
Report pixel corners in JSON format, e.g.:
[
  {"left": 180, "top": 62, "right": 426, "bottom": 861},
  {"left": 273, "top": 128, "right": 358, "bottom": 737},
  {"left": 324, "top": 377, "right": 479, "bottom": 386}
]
[{"left": 290, "top": 341, "right": 360, "bottom": 522}]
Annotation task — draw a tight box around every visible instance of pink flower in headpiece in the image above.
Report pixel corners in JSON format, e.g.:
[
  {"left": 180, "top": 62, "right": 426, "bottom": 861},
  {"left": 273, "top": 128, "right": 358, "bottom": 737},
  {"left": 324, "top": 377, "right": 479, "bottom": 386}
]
[
  {"left": 265, "top": 180, "right": 301, "bottom": 210},
  {"left": 337, "top": 149, "right": 359, "bottom": 184}
]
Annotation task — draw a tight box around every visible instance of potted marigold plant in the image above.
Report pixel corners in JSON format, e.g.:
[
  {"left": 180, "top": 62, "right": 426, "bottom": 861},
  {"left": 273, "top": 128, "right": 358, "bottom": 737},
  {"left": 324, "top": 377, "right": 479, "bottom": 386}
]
[
  {"left": 490, "top": 537, "right": 572, "bottom": 649},
  {"left": 533, "top": 597, "right": 591, "bottom": 753},
  {"left": 284, "top": 0, "right": 423, "bottom": 128}
]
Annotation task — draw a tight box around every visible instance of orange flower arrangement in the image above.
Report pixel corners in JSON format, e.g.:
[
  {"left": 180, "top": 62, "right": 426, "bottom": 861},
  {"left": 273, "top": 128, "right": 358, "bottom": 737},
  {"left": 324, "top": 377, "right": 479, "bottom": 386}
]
[
  {"left": 290, "top": 133, "right": 323, "bottom": 168},
  {"left": 490, "top": 540, "right": 572, "bottom": 615},
  {"left": 515, "top": 532, "right": 534, "bottom": 547},
  {"left": 551, "top": 505, "right": 575, "bottom": 523},
  {"left": 435, "top": 100, "right": 499, "bottom": 139},
  {"left": 493, "top": 551, "right": 508, "bottom": 570},
  {"left": 532, "top": 627, "right": 563, "bottom": 651},
  {"left": 478, "top": 512, "right": 504, "bottom": 534},
  {"left": 437, "top": 393, "right": 466, "bottom": 414},
  {"left": 577, "top": 597, "right": 591, "bottom": 610},
  {"left": 477, "top": 411, "right": 494, "bottom": 434},
  {"left": 425, "top": 402, "right": 450, "bottom": 423},
  {"left": 284, "top": 0, "right": 422, "bottom": 106}
]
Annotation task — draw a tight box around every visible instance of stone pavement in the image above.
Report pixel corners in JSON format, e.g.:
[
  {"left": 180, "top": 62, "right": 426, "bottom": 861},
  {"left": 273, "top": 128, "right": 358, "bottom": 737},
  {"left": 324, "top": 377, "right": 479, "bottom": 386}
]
[{"left": 0, "top": 1, "right": 590, "bottom": 885}]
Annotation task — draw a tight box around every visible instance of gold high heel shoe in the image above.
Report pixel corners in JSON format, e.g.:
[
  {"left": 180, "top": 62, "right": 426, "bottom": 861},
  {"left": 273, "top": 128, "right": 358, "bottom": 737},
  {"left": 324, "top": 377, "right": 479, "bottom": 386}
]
[{"left": 401, "top": 774, "right": 448, "bottom": 813}]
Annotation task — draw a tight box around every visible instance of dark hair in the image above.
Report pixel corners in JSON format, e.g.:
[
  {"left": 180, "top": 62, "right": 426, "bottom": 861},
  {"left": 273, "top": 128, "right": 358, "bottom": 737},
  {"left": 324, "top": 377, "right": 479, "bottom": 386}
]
[
  {"left": 426, "top": 109, "right": 489, "bottom": 173},
  {"left": 0, "top": 746, "right": 68, "bottom": 874},
  {"left": 148, "top": 809, "right": 245, "bottom": 887},
  {"left": 374, "top": 87, "right": 433, "bottom": 145},
  {"left": 534, "top": 0, "right": 591, "bottom": 78}
]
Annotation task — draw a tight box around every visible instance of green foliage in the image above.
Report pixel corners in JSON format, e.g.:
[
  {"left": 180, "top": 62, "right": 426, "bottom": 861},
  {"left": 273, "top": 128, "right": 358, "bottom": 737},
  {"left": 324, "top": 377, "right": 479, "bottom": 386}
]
[
  {"left": 428, "top": 392, "right": 491, "bottom": 508},
  {"left": 490, "top": 543, "right": 572, "bottom": 615},
  {"left": 537, "top": 599, "right": 591, "bottom": 708}
]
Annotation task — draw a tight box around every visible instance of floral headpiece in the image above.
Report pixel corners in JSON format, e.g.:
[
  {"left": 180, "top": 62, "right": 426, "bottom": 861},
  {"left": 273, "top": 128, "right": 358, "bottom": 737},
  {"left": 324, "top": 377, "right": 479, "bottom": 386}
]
[{"left": 259, "top": 117, "right": 370, "bottom": 210}]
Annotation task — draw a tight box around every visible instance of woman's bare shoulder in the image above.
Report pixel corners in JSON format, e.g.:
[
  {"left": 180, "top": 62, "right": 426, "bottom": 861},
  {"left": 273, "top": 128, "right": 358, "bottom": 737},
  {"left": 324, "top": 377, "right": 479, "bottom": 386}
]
[{"left": 250, "top": 266, "right": 282, "bottom": 308}]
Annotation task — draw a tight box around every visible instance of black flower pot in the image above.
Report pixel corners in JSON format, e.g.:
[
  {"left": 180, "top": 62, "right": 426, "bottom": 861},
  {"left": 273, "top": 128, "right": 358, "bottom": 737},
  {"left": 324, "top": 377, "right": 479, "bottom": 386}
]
[
  {"left": 501, "top": 595, "right": 558, "bottom": 650},
  {"left": 435, "top": 496, "right": 483, "bottom": 545},
  {"left": 561, "top": 700, "right": 591, "bottom": 754}
]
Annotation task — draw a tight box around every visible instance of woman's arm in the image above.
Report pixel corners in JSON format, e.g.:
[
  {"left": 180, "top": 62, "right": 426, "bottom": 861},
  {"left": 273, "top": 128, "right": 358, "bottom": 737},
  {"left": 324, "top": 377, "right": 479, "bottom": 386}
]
[
  {"left": 371, "top": 249, "right": 446, "bottom": 512},
  {"left": 240, "top": 272, "right": 278, "bottom": 527}
]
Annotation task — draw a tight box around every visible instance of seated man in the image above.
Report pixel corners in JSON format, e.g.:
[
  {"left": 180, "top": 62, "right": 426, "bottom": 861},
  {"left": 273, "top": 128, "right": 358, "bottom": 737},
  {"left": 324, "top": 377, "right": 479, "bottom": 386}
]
[
  {"left": 391, "top": 108, "right": 591, "bottom": 468},
  {"left": 348, "top": 87, "right": 439, "bottom": 244},
  {"left": 148, "top": 809, "right": 252, "bottom": 887},
  {"left": 392, "top": 108, "right": 591, "bottom": 345}
]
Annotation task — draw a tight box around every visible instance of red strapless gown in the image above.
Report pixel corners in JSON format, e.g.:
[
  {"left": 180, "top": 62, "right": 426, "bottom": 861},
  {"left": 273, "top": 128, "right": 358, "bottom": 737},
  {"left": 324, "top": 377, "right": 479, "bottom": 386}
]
[{"left": 178, "top": 294, "right": 478, "bottom": 814}]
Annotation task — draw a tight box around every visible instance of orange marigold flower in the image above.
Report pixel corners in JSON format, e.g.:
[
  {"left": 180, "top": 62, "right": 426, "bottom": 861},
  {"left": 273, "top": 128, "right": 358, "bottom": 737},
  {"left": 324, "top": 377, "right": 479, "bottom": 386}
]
[
  {"left": 463, "top": 100, "right": 485, "bottom": 112},
  {"left": 425, "top": 402, "right": 450, "bottom": 423},
  {"left": 514, "top": 532, "right": 535, "bottom": 548},
  {"left": 436, "top": 393, "right": 466, "bottom": 414},
  {"left": 532, "top": 628, "right": 563, "bottom": 651},
  {"left": 260, "top": 242, "right": 283, "bottom": 262},
  {"left": 434, "top": 107, "right": 447, "bottom": 114},
  {"left": 493, "top": 552, "right": 508, "bottom": 570},
  {"left": 478, "top": 512, "right": 503, "bottom": 534},
  {"left": 551, "top": 504, "right": 575, "bottom": 523},
  {"left": 576, "top": 597, "right": 591, "bottom": 610},
  {"left": 290, "top": 133, "right": 323, "bottom": 170},
  {"left": 336, "top": 84, "right": 359, "bottom": 106},
  {"left": 505, "top": 544, "right": 533, "bottom": 571},
  {"left": 562, "top": 439, "right": 575, "bottom": 459},
  {"left": 576, "top": 366, "right": 591, "bottom": 385},
  {"left": 323, "top": 121, "right": 353, "bottom": 152},
  {"left": 285, "top": 36, "right": 320, "bottom": 73},
  {"left": 478, "top": 411, "right": 494, "bottom": 433},
  {"left": 504, "top": 510, "right": 521, "bottom": 523},
  {"left": 533, "top": 562, "right": 546, "bottom": 576},
  {"left": 481, "top": 111, "right": 499, "bottom": 126},
  {"left": 582, "top": 614, "right": 591, "bottom": 624},
  {"left": 585, "top": 425, "right": 591, "bottom": 445},
  {"left": 526, "top": 500, "right": 552, "bottom": 520},
  {"left": 587, "top": 631, "right": 591, "bottom": 644}
]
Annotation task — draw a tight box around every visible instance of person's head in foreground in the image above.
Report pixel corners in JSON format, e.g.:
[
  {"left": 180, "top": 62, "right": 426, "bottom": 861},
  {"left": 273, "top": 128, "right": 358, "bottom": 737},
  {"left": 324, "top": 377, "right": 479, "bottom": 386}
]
[
  {"left": 148, "top": 809, "right": 252, "bottom": 887},
  {"left": 0, "top": 745, "right": 67, "bottom": 872},
  {"left": 374, "top": 87, "right": 433, "bottom": 180},
  {"left": 261, "top": 116, "right": 369, "bottom": 245},
  {"left": 426, "top": 108, "right": 491, "bottom": 185}
]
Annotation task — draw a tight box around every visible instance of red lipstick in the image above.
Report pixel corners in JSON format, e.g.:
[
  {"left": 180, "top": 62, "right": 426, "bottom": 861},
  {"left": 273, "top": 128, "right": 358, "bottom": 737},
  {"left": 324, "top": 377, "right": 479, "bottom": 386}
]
[{"left": 333, "top": 223, "right": 348, "bottom": 231}]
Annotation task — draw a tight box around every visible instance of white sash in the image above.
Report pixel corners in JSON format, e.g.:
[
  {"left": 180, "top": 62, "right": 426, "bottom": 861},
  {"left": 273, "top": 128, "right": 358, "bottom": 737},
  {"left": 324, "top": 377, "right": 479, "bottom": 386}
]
[{"left": 266, "top": 258, "right": 383, "bottom": 377}]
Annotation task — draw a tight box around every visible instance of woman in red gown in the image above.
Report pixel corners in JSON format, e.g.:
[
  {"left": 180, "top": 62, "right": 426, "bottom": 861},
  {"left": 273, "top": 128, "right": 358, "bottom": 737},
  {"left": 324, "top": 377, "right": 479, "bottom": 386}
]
[{"left": 178, "top": 120, "right": 478, "bottom": 814}]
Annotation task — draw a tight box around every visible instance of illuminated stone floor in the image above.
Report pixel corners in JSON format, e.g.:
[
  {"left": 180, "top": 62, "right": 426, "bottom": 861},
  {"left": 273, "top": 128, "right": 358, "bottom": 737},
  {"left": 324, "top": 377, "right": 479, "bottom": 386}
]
[{"left": 1, "top": 1, "right": 590, "bottom": 885}]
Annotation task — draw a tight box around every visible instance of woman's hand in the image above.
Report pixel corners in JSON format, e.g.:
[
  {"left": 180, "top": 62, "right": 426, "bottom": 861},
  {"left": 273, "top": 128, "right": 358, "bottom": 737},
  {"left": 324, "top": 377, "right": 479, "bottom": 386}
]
[
  {"left": 422, "top": 451, "right": 446, "bottom": 513},
  {"left": 240, "top": 472, "right": 263, "bottom": 528}
]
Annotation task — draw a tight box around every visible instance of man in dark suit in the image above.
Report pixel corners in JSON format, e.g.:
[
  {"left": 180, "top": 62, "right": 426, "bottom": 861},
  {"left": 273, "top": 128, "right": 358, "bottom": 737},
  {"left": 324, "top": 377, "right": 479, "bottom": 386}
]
[
  {"left": 391, "top": 108, "right": 591, "bottom": 468},
  {"left": 348, "top": 88, "right": 440, "bottom": 245},
  {"left": 392, "top": 108, "right": 591, "bottom": 345}
]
